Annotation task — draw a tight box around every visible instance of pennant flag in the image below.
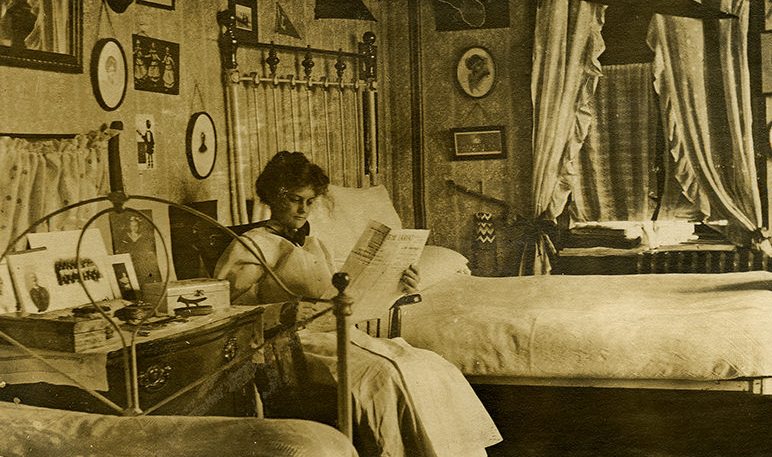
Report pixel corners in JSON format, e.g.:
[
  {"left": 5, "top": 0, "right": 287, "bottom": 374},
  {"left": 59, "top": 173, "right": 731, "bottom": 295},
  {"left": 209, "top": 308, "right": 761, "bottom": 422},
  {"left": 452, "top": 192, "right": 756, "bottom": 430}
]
[
  {"left": 315, "top": 0, "right": 376, "bottom": 21},
  {"left": 276, "top": 2, "right": 301, "bottom": 39}
]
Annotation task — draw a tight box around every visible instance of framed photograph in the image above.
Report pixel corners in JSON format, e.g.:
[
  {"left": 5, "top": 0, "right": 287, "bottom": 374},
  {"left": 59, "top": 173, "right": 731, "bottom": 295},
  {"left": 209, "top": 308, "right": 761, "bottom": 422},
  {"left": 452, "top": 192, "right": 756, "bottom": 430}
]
[
  {"left": 90, "top": 38, "right": 127, "bottom": 111},
  {"left": 132, "top": 34, "right": 179, "bottom": 95},
  {"left": 0, "top": 0, "right": 83, "bottom": 73},
  {"left": 451, "top": 126, "right": 507, "bottom": 161},
  {"left": 109, "top": 210, "right": 162, "bottom": 288},
  {"left": 456, "top": 47, "right": 495, "bottom": 98},
  {"left": 137, "top": 0, "right": 175, "bottom": 10},
  {"left": 186, "top": 112, "right": 217, "bottom": 179},
  {"left": 107, "top": 254, "right": 140, "bottom": 301},
  {"left": 0, "top": 260, "right": 17, "bottom": 314},
  {"left": 230, "top": 0, "right": 259, "bottom": 45},
  {"left": 7, "top": 248, "right": 54, "bottom": 313},
  {"left": 25, "top": 230, "right": 114, "bottom": 310}
]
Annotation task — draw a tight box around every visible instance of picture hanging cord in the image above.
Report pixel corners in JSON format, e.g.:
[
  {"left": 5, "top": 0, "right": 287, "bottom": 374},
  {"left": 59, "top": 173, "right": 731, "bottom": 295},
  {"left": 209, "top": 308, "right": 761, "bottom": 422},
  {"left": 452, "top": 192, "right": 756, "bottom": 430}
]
[
  {"left": 95, "top": 0, "right": 119, "bottom": 41},
  {"left": 190, "top": 82, "right": 206, "bottom": 113},
  {"left": 459, "top": 102, "right": 489, "bottom": 127}
]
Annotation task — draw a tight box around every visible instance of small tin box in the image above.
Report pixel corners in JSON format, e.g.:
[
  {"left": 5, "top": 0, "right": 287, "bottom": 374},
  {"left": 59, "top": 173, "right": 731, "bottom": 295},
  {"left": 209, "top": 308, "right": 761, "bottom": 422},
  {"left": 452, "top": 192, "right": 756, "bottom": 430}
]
[{"left": 141, "top": 278, "right": 230, "bottom": 316}]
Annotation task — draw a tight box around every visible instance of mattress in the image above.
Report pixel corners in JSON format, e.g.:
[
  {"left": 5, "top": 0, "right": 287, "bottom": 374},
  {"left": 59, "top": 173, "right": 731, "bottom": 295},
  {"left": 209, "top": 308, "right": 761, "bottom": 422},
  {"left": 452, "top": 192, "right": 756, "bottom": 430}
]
[{"left": 401, "top": 271, "right": 772, "bottom": 381}]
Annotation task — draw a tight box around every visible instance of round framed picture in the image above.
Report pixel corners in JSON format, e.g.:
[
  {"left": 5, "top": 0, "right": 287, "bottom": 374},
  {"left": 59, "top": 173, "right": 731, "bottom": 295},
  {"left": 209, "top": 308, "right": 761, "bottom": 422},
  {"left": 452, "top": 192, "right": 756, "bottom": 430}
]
[
  {"left": 90, "top": 38, "right": 127, "bottom": 111},
  {"left": 186, "top": 112, "right": 217, "bottom": 179},
  {"left": 456, "top": 47, "right": 495, "bottom": 98}
]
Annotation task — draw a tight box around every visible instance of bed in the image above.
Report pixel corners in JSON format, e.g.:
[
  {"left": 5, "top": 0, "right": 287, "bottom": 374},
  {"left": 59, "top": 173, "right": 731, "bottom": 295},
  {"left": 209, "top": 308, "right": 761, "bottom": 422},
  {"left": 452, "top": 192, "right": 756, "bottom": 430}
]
[{"left": 291, "top": 182, "right": 772, "bottom": 399}]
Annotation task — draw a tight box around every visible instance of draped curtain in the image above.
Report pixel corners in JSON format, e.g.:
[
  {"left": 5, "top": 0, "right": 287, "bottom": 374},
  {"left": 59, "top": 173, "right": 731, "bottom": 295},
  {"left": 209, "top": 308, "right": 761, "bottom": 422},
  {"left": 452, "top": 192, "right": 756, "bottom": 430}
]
[
  {"left": 0, "top": 130, "right": 114, "bottom": 253},
  {"left": 647, "top": 0, "right": 766, "bottom": 248},
  {"left": 524, "top": 0, "right": 607, "bottom": 275},
  {"left": 571, "top": 63, "right": 659, "bottom": 222}
]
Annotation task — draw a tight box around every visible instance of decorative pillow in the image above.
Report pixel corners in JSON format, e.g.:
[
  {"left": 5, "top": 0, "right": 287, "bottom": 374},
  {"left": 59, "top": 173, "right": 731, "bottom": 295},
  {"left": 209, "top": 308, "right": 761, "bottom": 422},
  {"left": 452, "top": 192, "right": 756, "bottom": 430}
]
[{"left": 416, "top": 245, "right": 471, "bottom": 290}]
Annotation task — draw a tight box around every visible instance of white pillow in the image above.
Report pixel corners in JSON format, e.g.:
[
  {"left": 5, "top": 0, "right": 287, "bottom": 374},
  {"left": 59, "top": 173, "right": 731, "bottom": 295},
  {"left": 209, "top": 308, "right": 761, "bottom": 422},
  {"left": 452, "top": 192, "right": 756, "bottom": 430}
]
[{"left": 416, "top": 245, "right": 471, "bottom": 290}]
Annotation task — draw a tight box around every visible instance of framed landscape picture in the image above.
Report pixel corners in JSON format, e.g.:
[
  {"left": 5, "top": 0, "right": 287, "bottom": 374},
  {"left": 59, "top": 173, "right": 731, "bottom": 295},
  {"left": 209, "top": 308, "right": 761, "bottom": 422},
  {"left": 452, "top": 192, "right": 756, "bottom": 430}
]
[{"left": 451, "top": 125, "right": 506, "bottom": 161}]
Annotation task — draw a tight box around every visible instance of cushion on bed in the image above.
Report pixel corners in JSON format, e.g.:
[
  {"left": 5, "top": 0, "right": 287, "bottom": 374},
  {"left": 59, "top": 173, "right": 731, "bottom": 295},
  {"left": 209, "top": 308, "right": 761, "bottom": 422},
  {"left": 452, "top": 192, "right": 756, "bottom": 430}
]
[{"left": 417, "top": 245, "right": 471, "bottom": 290}]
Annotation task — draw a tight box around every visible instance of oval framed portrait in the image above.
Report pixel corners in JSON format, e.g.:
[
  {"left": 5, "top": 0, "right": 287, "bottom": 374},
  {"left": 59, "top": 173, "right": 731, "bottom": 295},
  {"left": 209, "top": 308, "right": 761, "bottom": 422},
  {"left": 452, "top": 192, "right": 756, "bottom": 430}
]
[
  {"left": 90, "top": 38, "right": 128, "bottom": 111},
  {"left": 456, "top": 47, "right": 495, "bottom": 98},
  {"left": 186, "top": 112, "right": 217, "bottom": 179}
]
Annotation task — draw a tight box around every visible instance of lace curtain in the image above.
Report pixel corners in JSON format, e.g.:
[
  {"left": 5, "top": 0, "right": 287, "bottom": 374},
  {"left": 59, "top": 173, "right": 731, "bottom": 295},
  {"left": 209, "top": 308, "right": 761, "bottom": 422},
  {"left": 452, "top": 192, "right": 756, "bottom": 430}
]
[
  {"left": 0, "top": 129, "right": 115, "bottom": 252},
  {"left": 648, "top": 0, "right": 765, "bottom": 248},
  {"left": 524, "top": 0, "right": 607, "bottom": 275}
]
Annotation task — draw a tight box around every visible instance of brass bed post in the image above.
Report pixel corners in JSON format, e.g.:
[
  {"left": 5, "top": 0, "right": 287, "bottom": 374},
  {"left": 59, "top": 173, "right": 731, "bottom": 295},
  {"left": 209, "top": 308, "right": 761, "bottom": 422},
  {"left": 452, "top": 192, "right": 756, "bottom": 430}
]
[
  {"left": 360, "top": 32, "right": 378, "bottom": 186},
  {"left": 332, "top": 273, "right": 353, "bottom": 440},
  {"left": 218, "top": 10, "right": 250, "bottom": 225}
]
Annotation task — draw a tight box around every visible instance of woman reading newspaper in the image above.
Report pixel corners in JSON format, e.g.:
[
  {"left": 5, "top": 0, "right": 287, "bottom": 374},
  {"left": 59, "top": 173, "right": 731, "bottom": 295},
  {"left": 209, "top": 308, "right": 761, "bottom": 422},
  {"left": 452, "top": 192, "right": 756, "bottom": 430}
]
[{"left": 215, "top": 151, "right": 500, "bottom": 457}]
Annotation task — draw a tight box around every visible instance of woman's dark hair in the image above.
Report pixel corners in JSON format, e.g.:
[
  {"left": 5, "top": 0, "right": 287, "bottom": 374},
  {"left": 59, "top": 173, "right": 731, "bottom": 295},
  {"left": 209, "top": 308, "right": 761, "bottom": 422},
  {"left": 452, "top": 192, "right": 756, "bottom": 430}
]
[{"left": 255, "top": 151, "right": 330, "bottom": 205}]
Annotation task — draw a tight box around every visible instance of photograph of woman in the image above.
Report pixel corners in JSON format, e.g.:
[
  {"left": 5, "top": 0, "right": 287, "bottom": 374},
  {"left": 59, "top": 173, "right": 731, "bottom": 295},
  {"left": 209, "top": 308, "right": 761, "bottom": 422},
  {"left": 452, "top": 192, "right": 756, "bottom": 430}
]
[
  {"left": 214, "top": 151, "right": 500, "bottom": 456},
  {"left": 110, "top": 211, "right": 161, "bottom": 288}
]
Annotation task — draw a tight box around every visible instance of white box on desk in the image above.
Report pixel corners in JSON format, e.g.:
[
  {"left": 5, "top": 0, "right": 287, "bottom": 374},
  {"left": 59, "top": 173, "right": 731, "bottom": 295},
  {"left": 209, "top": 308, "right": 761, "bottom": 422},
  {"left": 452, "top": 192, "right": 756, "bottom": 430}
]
[{"left": 141, "top": 278, "right": 230, "bottom": 316}]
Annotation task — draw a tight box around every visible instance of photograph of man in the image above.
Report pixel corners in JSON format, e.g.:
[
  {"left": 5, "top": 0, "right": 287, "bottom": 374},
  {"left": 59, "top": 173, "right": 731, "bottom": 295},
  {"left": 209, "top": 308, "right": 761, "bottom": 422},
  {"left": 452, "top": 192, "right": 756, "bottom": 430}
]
[
  {"left": 110, "top": 211, "right": 161, "bottom": 288},
  {"left": 26, "top": 271, "right": 50, "bottom": 312}
]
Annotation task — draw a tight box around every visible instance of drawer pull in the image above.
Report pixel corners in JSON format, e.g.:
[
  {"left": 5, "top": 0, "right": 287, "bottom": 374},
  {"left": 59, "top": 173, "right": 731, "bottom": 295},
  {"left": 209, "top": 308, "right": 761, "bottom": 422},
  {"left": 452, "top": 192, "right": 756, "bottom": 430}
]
[
  {"left": 223, "top": 336, "right": 238, "bottom": 362},
  {"left": 139, "top": 364, "right": 172, "bottom": 391}
]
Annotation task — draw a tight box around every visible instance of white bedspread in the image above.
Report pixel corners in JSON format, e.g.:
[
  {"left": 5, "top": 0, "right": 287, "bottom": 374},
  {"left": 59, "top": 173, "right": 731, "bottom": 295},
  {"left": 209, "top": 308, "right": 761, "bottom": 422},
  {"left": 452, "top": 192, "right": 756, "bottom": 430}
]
[
  {"left": 401, "top": 271, "right": 772, "bottom": 381},
  {"left": 300, "top": 329, "right": 501, "bottom": 457}
]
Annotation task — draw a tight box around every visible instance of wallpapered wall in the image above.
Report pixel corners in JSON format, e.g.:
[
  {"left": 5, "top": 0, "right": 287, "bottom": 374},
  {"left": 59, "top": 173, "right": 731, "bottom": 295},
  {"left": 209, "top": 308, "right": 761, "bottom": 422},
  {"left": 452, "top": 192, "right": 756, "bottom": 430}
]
[
  {"left": 0, "top": 0, "right": 382, "bottom": 225},
  {"left": 409, "top": 1, "right": 536, "bottom": 275}
]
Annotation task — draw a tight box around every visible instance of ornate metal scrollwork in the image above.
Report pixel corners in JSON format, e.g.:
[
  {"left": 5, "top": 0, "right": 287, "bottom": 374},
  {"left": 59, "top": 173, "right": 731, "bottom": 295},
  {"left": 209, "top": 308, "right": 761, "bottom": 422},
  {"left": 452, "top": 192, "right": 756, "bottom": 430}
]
[
  {"left": 138, "top": 364, "right": 172, "bottom": 391},
  {"left": 223, "top": 336, "right": 238, "bottom": 363}
]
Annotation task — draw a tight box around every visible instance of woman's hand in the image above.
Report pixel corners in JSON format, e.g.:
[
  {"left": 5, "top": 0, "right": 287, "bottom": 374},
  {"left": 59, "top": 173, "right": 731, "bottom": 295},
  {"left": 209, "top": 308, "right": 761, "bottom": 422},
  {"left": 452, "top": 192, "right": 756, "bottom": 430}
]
[{"left": 400, "top": 264, "right": 421, "bottom": 294}]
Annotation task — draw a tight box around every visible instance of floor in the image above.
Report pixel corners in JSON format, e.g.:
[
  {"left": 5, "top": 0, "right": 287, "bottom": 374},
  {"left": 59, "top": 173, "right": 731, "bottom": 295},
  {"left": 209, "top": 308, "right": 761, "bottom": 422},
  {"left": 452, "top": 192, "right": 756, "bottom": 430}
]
[{"left": 473, "top": 384, "right": 772, "bottom": 457}]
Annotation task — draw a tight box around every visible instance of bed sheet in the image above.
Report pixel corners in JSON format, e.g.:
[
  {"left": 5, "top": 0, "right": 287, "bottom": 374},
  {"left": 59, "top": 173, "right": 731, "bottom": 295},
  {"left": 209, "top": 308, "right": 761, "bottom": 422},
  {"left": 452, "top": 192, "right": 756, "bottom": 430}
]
[
  {"left": 401, "top": 271, "right": 772, "bottom": 381},
  {"left": 0, "top": 401, "right": 357, "bottom": 457}
]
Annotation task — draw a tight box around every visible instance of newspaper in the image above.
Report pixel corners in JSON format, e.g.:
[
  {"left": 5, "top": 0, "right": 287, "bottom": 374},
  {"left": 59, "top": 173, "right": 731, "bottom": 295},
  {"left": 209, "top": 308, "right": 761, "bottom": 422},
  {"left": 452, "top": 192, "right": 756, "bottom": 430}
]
[{"left": 339, "top": 220, "right": 429, "bottom": 323}]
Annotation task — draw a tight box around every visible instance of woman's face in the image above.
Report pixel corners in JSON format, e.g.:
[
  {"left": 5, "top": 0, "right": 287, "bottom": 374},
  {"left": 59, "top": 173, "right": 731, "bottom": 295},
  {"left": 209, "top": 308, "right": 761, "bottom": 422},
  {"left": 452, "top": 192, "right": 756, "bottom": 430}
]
[{"left": 272, "top": 185, "right": 318, "bottom": 231}]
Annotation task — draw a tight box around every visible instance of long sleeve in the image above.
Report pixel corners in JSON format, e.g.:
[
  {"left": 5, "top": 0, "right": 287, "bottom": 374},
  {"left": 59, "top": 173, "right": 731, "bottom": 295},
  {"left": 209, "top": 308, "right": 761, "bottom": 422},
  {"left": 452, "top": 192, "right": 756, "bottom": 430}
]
[{"left": 214, "top": 236, "right": 265, "bottom": 305}]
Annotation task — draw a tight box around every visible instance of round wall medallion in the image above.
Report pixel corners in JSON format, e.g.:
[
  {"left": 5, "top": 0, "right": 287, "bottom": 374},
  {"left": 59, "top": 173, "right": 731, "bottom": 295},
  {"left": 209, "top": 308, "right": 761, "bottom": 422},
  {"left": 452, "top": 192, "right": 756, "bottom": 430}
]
[
  {"left": 91, "top": 38, "right": 128, "bottom": 111},
  {"left": 186, "top": 112, "right": 217, "bottom": 179},
  {"left": 456, "top": 46, "right": 495, "bottom": 98}
]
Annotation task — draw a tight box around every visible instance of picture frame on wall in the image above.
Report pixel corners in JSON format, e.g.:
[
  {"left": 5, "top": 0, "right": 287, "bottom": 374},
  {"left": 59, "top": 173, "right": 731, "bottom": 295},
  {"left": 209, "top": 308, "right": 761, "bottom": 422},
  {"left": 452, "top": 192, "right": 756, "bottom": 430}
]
[
  {"left": 230, "top": 0, "right": 259, "bottom": 45},
  {"left": 137, "top": 0, "right": 175, "bottom": 10},
  {"left": 132, "top": 34, "right": 180, "bottom": 95},
  {"left": 90, "top": 38, "right": 128, "bottom": 111},
  {"left": 766, "top": 0, "right": 772, "bottom": 31},
  {"left": 456, "top": 47, "right": 495, "bottom": 98},
  {"left": 451, "top": 126, "right": 506, "bottom": 161},
  {"left": 186, "top": 112, "right": 217, "bottom": 179}
]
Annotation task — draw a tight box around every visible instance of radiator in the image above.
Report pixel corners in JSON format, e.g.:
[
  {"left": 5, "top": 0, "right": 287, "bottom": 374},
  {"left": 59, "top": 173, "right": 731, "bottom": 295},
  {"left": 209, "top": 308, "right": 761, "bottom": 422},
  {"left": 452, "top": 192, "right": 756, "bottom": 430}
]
[{"left": 635, "top": 247, "right": 769, "bottom": 274}]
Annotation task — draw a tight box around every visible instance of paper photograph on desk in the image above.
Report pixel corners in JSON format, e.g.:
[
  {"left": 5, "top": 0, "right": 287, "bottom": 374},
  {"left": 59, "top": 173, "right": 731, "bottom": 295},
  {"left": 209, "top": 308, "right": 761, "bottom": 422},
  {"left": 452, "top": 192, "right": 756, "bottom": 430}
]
[
  {"left": 107, "top": 253, "right": 140, "bottom": 301},
  {"left": 26, "top": 229, "right": 115, "bottom": 308},
  {"left": 7, "top": 248, "right": 58, "bottom": 313},
  {"left": 109, "top": 210, "right": 162, "bottom": 288},
  {"left": 0, "top": 260, "right": 17, "bottom": 314}
]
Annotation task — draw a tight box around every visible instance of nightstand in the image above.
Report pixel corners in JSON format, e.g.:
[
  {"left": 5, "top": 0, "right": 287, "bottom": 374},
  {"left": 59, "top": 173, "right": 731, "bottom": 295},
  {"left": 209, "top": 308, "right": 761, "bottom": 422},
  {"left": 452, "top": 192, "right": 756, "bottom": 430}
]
[{"left": 0, "top": 305, "right": 263, "bottom": 417}]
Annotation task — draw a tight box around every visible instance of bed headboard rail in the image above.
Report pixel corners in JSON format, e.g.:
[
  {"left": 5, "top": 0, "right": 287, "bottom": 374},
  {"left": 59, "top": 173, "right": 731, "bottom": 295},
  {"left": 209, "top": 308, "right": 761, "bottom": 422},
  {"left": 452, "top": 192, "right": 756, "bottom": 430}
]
[{"left": 218, "top": 11, "right": 378, "bottom": 225}]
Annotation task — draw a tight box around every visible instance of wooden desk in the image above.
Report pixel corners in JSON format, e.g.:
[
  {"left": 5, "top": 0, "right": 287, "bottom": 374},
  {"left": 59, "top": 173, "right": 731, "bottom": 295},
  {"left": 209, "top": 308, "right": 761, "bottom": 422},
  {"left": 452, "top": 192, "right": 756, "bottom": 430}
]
[{"left": 0, "top": 305, "right": 263, "bottom": 417}]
